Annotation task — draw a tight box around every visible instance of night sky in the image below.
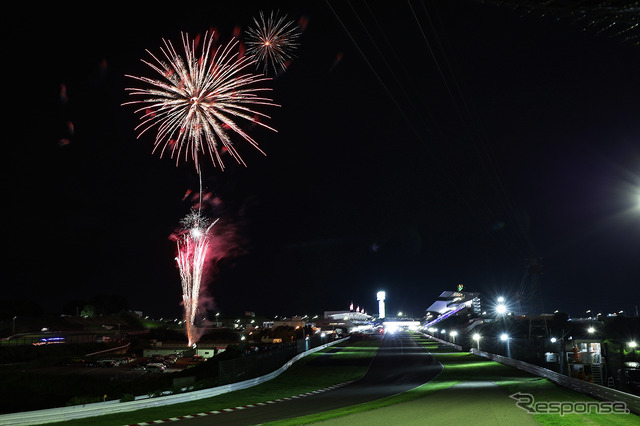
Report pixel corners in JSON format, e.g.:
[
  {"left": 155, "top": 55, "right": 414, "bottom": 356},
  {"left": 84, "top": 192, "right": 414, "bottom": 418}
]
[{"left": 5, "top": 1, "right": 639, "bottom": 320}]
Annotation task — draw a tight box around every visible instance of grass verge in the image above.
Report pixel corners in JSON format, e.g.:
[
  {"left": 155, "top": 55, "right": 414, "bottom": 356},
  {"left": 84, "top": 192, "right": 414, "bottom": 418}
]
[{"left": 51, "top": 338, "right": 381, "bottom": 425}]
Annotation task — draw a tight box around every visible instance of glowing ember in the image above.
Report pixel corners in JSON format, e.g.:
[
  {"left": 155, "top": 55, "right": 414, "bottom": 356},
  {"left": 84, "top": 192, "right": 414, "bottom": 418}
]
[{"left": 245, "top": 10, "right": 301, "bottom": 76}]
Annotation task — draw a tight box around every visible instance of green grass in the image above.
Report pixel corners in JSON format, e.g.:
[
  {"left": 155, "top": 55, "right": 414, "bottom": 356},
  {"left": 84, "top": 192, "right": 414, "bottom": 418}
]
[
  {"left": 51, "top": 338, "right": 381, "bottom": 425},
  {"left": 504, "top": 379, "right": 640, "bottom": 425},
  {"left": 266, "top": 333, "right": 639, "bottom": 425}
]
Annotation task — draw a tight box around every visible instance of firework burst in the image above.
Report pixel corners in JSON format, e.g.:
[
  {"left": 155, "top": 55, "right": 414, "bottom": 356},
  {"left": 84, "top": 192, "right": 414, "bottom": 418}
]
[
  {"left": 124, "top": 31, "right": 279, "bottom": 172},
  {"left": 175, "top": 210, "right": 218, "bottom": 346},
  {"left": 245, "top": 11, "right": 301, "bottom": 75}
]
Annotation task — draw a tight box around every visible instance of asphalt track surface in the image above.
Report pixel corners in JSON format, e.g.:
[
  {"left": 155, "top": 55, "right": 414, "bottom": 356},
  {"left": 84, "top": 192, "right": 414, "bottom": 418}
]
[
  {"left": 317, "top": 381, "right": 540, "bottom": 426},
  {"left": 174, "top": 331, "right": 443, "bottom": 425}
]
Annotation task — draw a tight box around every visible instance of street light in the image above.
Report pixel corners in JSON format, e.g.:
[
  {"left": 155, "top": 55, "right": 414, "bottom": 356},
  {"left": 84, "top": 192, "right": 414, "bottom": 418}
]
[
  {"left": 587, "top": 327, "right": 595, "bottom": 334},
  {"left": 551, "top": 336, "right": 565, "bottom": 374},
  {"left": 473, "top": 333, "right": 481, "bottom": 350},
  {"left": 500, "top": 333, "right": 511, "bottom": 358},
  {"left": 496, "top": 297, "right": 507, "bottom": 317},
  {"left": 629, "top": 341, "right": 638, "bottom": 349}
]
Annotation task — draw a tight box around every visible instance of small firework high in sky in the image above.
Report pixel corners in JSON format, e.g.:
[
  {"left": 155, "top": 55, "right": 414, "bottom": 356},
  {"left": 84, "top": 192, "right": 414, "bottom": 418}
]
[
  {"left": 245, "top": 11, "right": 301, "bottom": 76},
  {"left": 175, "top": 210, "right": 218, "bottom": 347},
  {"left": 124, "top": 31, "right": 279, "bottom": 172}
]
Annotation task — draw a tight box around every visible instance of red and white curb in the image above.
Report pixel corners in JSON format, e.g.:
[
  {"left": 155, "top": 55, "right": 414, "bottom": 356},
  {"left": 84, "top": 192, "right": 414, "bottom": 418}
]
[{"left": 128, "top": 381, "right": 352, "bottom": 425}]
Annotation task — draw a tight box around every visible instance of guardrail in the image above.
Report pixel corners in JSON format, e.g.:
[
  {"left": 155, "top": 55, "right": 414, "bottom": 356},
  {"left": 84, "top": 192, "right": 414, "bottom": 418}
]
[
  {"left": 0, "top": 337, "right": 350, "bottom": 426},
  {"left": 84, "top": 342, "right": 130, "bottom": 357},
  {"left": 420, "top": 333, "right": 462, "bottom": 351},
  {"left": 470, "top": 348, "right": 640, "bottom": 415},
  {"left": 420, "top": 332, "right": 640, "bottom": 415}
]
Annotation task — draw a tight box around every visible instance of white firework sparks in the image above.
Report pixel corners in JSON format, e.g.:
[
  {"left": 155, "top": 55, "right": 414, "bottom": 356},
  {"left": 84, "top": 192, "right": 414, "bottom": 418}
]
[
  {"left": 245, "top": 11, "right": 301, "bottom": 76},
  {"left": 124, "top": 31, "right": 279, "bottom": 171},
  {"left": 176, "top": 210, "right": 219, "bottom": 346}
]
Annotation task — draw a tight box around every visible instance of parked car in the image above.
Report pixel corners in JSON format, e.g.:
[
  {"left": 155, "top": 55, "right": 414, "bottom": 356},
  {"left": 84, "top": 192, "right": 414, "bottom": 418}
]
[{"left": 146, "top": 363, "right": 166, "bottom": 372}]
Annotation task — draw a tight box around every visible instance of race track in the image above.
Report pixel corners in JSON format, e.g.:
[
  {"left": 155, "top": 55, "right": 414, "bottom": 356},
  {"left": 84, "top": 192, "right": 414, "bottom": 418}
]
[{"left": 173, "top": 331, "right": 442, "bottom": 425}]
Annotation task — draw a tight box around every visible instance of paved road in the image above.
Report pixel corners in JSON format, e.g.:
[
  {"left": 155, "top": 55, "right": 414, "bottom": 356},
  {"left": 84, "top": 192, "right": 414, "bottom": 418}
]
[
  {"left": 316, "top": 381, "right": 541, "bottom": 425},
  {"left": 174, "top": 331, "right": 443, "bottom": 425}
]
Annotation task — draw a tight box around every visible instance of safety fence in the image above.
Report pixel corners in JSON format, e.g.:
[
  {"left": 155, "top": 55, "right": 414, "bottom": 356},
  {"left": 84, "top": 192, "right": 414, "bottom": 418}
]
[
  {"left": 84, "top": 342, "right": 131, "bottom": 357},
  {"left": 0, "top": 337, "right": 349, "bottom": 425}
]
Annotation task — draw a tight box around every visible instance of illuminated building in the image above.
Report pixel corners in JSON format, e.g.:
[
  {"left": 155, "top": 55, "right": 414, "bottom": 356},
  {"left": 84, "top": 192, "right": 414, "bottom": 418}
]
[
  {"left": 377, "top": 291, "right": 386, "bottom": 319},
  {"left": 424, "top": 290, "right": 482, "bottom": 327}
]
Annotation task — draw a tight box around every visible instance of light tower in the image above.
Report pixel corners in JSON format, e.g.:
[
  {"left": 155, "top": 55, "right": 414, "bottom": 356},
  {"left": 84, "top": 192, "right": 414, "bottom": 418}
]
[{"left": 377, "top": 291, "right": 386, "bottom": 319}]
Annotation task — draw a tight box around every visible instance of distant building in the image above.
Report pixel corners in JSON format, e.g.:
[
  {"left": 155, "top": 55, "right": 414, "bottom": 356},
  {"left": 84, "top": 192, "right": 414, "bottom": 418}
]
[
  {"left": 323, "top": 310, "right": 372, "bottom": 323},
  {"left": 272, "top": 316, "right": 306, "bottom": 329},
  {"left": 377, "top": 291, "right": 386, "bottom": 319},
  {"left": 314, "top": 310, "right": 374, "bottom": 334},
  {"left": 143, "top": 342, "right": 227, "bottom": 359}
]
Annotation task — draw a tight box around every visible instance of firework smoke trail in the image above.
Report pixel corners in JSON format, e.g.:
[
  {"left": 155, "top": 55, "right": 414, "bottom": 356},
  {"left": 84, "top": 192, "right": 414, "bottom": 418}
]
[
  {"left": 245, "top": 11, "right": 301, "bottom": 75},
  {"left": 123, "top": 31, "right": 279, "bottom": 172},
  {"left": 176, "top": 211, "right": 218, "bottom": 346}
]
